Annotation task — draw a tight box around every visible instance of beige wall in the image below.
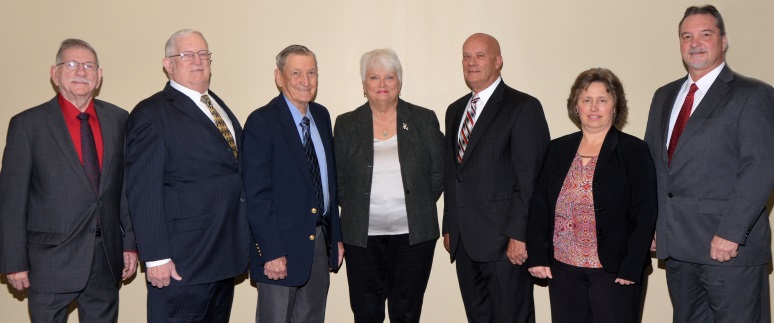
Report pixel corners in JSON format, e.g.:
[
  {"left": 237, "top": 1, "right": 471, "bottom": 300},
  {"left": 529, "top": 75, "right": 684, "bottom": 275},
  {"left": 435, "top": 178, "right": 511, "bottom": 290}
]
[{"left": 1, "top": 0, "right": 773, "bottom": 321}]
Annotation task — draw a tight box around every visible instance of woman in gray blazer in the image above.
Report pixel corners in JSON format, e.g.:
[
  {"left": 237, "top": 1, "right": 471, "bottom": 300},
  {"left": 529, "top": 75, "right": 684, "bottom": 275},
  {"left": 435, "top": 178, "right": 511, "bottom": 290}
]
[{"left": 334, "top": 48, "right": 444, "bottom": 323}]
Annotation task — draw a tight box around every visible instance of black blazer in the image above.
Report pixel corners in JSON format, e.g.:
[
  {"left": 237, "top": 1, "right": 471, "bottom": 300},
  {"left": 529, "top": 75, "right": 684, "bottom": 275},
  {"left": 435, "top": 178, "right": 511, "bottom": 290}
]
[
  {"left": 527, "top": 128, "right": 657, "bottom": 283},
  {"left": 442, "top": 81, "right": 550, "bottom": 262},
  {"left": 334, "top": 100, "right": 444, "bottom": 248}
]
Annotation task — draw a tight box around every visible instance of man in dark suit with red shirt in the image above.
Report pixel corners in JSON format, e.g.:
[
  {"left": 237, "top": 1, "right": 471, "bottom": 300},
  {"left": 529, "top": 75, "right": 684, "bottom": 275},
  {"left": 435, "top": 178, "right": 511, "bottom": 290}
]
[{"left": 0, "top": 38, "right": 137, "bottom": 322}]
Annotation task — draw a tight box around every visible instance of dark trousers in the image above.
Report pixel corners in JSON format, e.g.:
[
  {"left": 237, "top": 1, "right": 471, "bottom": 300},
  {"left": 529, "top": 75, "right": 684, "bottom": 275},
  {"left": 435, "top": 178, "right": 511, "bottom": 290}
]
[
  {"left": 454, "top": 238, "right": 535, "bottom": 323},
  {"left": 548, "top": 260, "right": 643, "bottom": 323},
  {"left": 147, "top": 277, "right": 235, "bottom": 323},
  {"left": 257, "top": 227, "right": 330, "bottom": 323},
  {"left": 665, "top": 259, "right": 770, "bottom": 323},
  {"left": 344, "top": 234, "right": 436, "bottom": 323},
  {"left": 28, "top": 236, "right": 118, "bottom": 323}
]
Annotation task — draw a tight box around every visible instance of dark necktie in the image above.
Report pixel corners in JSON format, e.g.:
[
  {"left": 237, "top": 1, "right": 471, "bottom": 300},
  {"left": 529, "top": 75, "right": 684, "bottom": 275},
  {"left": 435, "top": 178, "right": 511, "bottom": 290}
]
[
  {"left": 667, "top": 83, "right": 699, "bottom": 164},
  {"left": 457, "top": 95, "right": 480, "bottom": 164},
  {"left": 77, "top": 113, "right": 100, "bottom": 195},
  {"left": 201, "top": 94, "right": 238, "bottom": 159},
  {"left": 301, "top": 117, "right": 324, "bottom": 222}
]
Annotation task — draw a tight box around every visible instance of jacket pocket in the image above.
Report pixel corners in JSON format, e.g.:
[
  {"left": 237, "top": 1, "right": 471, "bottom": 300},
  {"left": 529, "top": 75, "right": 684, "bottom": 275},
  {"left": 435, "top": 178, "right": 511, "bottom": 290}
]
[{"left": 27, "top": 231, "right": 67, "bottom": 245}]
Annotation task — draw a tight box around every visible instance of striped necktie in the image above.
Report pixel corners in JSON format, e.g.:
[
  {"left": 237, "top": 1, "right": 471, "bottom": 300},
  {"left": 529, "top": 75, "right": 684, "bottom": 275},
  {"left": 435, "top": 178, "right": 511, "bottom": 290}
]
[
  {"left": 201, "top": 94, "right": 238, "bottom": 159},
  {"left": 457, "top": 95, "right": 480, "bottom": 163}
]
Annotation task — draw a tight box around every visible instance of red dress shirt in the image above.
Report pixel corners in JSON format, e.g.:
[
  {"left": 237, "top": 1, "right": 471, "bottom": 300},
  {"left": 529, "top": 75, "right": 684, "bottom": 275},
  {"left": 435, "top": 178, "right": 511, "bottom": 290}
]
[{"left": 58, "top": 94, "right": 103, "bottom": 169}]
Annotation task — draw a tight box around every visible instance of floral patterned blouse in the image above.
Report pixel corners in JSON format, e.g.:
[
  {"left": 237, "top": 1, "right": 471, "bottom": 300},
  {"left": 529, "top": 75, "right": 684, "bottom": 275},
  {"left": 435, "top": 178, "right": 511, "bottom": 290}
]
[{"left": 553, "top": 153, "right": 602, "bottom": 268}]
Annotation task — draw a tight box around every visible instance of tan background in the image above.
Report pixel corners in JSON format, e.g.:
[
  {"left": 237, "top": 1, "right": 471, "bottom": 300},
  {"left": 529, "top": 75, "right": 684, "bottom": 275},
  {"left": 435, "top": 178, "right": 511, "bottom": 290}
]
[{"left": 1, "top": 0, "right": 772, "bottom": 321}]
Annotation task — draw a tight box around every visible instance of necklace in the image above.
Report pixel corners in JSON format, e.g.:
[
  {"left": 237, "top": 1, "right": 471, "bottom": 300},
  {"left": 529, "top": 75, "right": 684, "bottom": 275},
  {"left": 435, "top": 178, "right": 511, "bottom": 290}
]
[
  {"left": 578, "top": 154, "right": 597, "bottom": 158},
  {"left": 382, "top": 130, "right": 389, "bottom": 138}
]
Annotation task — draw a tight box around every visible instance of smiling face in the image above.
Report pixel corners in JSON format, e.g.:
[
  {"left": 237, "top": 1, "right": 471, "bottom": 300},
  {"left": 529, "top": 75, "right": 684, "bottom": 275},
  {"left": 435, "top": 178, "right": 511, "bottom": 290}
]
[
  {"left": 275, "top": 53, "right": 318, "bottom": 110},
  {"left": 363, "top": 65, "right": 400, "bottom": 107},
  {"left": 162, "top": 33, "right": 211, "bottom": 93},
  {"left": 50, "top": 47, "right": 102, "bottom": 104},
  {"left": 679, "top": 13, "right": 727, "bottom": 80},
  {"left": 576, "top": 82, "right": 615, "bottom": 133},
  {"left": 462, "top": 33, "right": 502, "bottom": 93}
]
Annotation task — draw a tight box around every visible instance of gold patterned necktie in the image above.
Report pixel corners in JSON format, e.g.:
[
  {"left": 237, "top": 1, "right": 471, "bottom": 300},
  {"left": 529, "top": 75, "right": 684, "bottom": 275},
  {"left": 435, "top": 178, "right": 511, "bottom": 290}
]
[{"left": 200, "top": 94, "right": 238, "bottom": 159}]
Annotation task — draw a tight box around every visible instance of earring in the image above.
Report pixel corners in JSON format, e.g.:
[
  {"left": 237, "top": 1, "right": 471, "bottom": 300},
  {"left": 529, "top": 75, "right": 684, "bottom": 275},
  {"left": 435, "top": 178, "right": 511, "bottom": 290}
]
[{"left": 363, "top": 93, "right": 366, "bottom": 98}]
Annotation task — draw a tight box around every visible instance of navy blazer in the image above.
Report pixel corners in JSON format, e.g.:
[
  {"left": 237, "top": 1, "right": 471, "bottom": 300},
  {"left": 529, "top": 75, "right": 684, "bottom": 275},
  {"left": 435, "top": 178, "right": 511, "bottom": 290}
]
[
  {"left": 527, "top": 128, "right": 657, "bottom": 283},
  {"left": 242, "top": 94, "right": 342, "bottom": 287},
  {"left": 125, "top": 83, "right": 250, "bottom": 286}
]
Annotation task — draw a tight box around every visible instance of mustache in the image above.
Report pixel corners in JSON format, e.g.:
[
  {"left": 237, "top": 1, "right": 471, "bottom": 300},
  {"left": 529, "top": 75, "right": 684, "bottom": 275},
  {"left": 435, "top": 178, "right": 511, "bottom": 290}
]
[{"left": 688, "top": 47, "right": 706, "bottom": 54}]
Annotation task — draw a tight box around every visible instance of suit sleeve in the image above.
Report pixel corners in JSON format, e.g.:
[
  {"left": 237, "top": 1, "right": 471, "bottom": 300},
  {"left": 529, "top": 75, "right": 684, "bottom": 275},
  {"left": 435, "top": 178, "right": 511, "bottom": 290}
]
[
  {"left": 242, "top": 113, "right": 286, "bottom": 264},
  {"left": 333, "top": 115, "right": 350, "bottom": 207},
  {"left": 120, "top": 184, "right": 136, "bottom": 251},
  {"left": 716, "top": 85, "right": 774, "bottom": 244},
  {"left": 618, "top": 141, "right": 658, "bottom": 283},
  {"left": 502, "top": 97, "right": 551, "bottom": 242},
  {"left": 0, "top": 116, "right": 32, "bottom": 273},
  {"left": 526, "top": 143, "right": 554, "bottom": 267},
  {"left": 427, "top": 111, "right": 446, "bottom": 201},
  {"left": 124, "top": 108, "right": 170, "bottom": 262}
]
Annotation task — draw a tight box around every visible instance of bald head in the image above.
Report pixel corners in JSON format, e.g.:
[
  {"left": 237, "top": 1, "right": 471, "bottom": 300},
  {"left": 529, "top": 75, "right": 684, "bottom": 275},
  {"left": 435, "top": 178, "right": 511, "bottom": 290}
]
[{"left": 462, "top": 33, "right": 503, "bottom": 93}]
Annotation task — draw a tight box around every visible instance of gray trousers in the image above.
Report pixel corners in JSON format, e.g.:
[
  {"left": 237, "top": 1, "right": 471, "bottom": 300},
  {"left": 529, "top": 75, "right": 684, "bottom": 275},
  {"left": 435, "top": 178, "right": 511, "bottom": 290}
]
[{"left": 257, "top": 227, "right": 330, "bottom": 323}]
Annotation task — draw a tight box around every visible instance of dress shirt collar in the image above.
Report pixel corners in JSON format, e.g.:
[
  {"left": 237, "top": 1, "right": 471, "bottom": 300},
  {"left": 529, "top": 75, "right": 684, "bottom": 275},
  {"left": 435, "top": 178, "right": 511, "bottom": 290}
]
[
  {"left": 470, "top": 76, "right": 502, "bottom": 108},
  {"left": 169, "top": 79, "right": 209, "bottom": 101},
  {"left": 686, "top": 62, "right": 725, "bottom": 94},
  {"left": 57, "top": 93, "right": 96, "bottom": 121}
]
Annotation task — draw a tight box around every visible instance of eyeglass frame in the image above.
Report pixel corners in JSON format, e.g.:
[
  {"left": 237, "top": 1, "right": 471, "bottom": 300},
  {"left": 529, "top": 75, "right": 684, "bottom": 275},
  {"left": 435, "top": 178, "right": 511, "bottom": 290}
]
[
  {"left": 56, "top": 60, "right": 99, "bottom": 72},
  {"left": 167, "top": 50, "right": 213, "bottom": 61}
]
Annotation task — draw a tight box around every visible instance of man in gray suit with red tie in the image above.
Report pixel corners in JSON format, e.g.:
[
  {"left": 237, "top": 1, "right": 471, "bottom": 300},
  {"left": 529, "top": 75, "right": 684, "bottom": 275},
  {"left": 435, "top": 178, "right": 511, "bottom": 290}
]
[
  {"left": 442, "top": 33, "right": 550, "bottom": 322},
  {"left": 125, "top": 29, "right": 249, "bottom": 322},
  {"left": 645, "top": 5, "right": 774, "bottom": 322},
  {"left": 0, "top": 39, "right": 137, "bottom": 322}
]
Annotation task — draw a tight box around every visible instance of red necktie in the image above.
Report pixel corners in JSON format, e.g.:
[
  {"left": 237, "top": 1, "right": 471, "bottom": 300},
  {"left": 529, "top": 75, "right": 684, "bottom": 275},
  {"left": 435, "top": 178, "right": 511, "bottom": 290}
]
[
  {"left": 457, "top": 95, "right": 480, "bottom": 164},
  {"left": 667, "top": 83, "right": 699, "bottom": 164}
]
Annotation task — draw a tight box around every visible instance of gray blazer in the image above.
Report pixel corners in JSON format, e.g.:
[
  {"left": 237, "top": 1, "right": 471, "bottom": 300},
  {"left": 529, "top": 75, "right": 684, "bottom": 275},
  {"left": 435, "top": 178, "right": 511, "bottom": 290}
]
[
  {"left": 0, "top": 97, "right": 135, "bottom": 293},
  {"left": 644, "top": 65, "right": 774, "bottom": 266},
  {"left": 334, "top": 100, "right": 444, "bottom": 248}
]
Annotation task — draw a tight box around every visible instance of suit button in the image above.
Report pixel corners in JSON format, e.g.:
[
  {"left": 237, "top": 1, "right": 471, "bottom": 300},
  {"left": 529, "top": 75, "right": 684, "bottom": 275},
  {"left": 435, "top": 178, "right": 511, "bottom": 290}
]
[
  {"left": 597, "top": 230, "right": 603, "bottom": 236},
  {"left": 405, "top": 189, "right": 410, "bottom": 195},
  {"left": 240, "top": 198, "right": 245, "bottom": 202},
  {"left": 668, "top": 193, "right": 674, "bottom": 198},
  {"left": 309, "top": 235, "right": 315, "bottom": 241},
  {"left": 311, "top": 208, "right": 318, "bottom": 214},
  {"left": 594, "top": 207, "right": 601, "bottom": 212},
  {"left": 456, "top": 178, "right": 462, "bottom": 183}
]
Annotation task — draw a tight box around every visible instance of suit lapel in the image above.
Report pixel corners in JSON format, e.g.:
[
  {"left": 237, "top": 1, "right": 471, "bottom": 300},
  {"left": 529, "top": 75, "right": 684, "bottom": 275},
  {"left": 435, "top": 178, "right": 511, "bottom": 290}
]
[
  {"left": 395, "top": 100, "right": 412, "bottom": 167},
  {"left": 460, "top": 82, "right": 505, "bottom": 167},
  {"left": 355, "top": 104, "right": 375, "bottom": 165},
  {"left": 164, "top": 84, "right": 230, "bottom": 146},
  {"left": 594, "top": 128, "right": 619, "bottom": 179},
  {"left": 95, "top": 101, "right": 115, "bottom": 197},
  {"left": 658, "top": 81, "right": 684, "bottom": 164},
  {"left": 44, "top": 98, "right": 94, "bottom": 195},
  {"left": 671, "top": 67, "right": 733, "bottom": 160}
]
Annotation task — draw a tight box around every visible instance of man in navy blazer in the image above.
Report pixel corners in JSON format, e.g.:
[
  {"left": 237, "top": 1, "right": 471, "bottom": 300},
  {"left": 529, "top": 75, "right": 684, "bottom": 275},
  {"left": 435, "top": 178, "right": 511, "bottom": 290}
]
[
  {"left": 125, "top": 29, "right": 249, "bottom": 322},
  {"left": 644, "top": 5, "right": 774, "bottom": 322},
  {"left": 242, "top": 45, "right": 343, "bottom": 322}
]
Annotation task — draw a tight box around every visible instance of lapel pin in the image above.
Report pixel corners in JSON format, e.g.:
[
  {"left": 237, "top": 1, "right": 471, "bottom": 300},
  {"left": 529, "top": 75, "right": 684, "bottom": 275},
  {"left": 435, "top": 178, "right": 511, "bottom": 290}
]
[{"left": 403, "top": 123, "right": 409, "bottom": 131}]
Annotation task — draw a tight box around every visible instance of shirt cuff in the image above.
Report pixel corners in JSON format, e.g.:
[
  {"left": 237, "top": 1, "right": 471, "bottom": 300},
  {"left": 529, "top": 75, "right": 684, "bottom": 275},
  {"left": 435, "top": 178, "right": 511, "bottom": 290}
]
[{"left": 146, "top": 258, "right": 171, "bottom": 268}]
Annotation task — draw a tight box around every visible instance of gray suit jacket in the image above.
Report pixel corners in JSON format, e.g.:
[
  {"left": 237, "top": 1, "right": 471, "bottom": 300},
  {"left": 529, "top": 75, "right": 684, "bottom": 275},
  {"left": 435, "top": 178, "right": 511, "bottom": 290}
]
[
  {"left": 334, "top": 100, "right": 444, "bottom": 248},
  {"left": 644, "top": 65, "right": 774, "bottom": 266},
  {"left": 0, "top": 96, "right": 135, "bottom": 293}
]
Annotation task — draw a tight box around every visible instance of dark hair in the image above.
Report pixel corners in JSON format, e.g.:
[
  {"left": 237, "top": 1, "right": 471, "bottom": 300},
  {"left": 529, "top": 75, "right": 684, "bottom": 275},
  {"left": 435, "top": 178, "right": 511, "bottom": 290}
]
[
  {"left": 56, "top": 38, "right": 99, "bottom": 65},
  {"left": 276, "top": 45, "right": 317, "bottom": 71},
  {"left": 566, "top": 68, "right": 628, "bottom": 129},
  {"left": 679, "top": 5, "right": 726, "bottom": 36}
]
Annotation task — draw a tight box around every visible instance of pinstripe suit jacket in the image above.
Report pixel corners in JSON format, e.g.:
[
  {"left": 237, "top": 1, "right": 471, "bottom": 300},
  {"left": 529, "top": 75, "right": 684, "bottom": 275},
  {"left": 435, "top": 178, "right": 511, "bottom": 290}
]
[
  {"left": 125, "top": 83, "right": 249, "bottom": 286},
  {"left": 442, "top": 81, "right": 550, "bottom": 262},
  {"left": 0, "top": 96, "right": 135, "bottom": 293},
  {"left": 334, "top": 100, "right": 444, "bottom": 248}
]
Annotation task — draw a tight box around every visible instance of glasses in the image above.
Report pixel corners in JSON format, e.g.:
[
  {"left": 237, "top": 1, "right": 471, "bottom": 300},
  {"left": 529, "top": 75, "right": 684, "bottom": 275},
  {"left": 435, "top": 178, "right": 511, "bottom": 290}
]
[
  {"left": 57, "top": 61, "right": 99, "bottom": 72},
  {"left": 168, "top": 50, "right": 212, "bottom": 61}
]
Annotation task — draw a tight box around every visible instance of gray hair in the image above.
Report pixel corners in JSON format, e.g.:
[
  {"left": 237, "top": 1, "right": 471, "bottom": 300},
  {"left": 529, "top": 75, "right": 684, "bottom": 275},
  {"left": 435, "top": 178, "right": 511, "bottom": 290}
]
[
  {"left": 276, "top": 45, "right": 317, "bottom": 71},
  {"left": 164, "top": 29, "right": 207, "bottom": 57},
  {"left": 679, "top": 5, "right": 726, "bottom": 36},
  {"left": 56, "top": 38, "right": 99, "bottom": 65},
  {"left": 360, "top": 48, "right": 403, "bottom": 84}
]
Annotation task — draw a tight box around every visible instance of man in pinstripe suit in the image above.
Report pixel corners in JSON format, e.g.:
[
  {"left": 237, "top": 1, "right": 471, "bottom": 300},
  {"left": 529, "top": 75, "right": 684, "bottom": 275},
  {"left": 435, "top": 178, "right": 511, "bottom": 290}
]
[
  {"left": 125, "top": 29, "right": 249, "bottom": 322},
  {"left": 442, "top": 33, "right": 550, "bottom": 323}
]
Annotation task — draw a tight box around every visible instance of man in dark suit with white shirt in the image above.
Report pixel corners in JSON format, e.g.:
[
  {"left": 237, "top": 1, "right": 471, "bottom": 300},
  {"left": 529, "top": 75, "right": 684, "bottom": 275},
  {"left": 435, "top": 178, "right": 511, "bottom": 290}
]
[
  {"left": 0, "top": 38, "right": 137, "bottom": 322},
  {"left": 644, "top": 5, "right": 774, "bottom": 322},
  {"left": 125, "top": 29, "right": 249, "bottom": 322},
  {"left": 442, "top": 33, "right": 550, "bottom": 322}
]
